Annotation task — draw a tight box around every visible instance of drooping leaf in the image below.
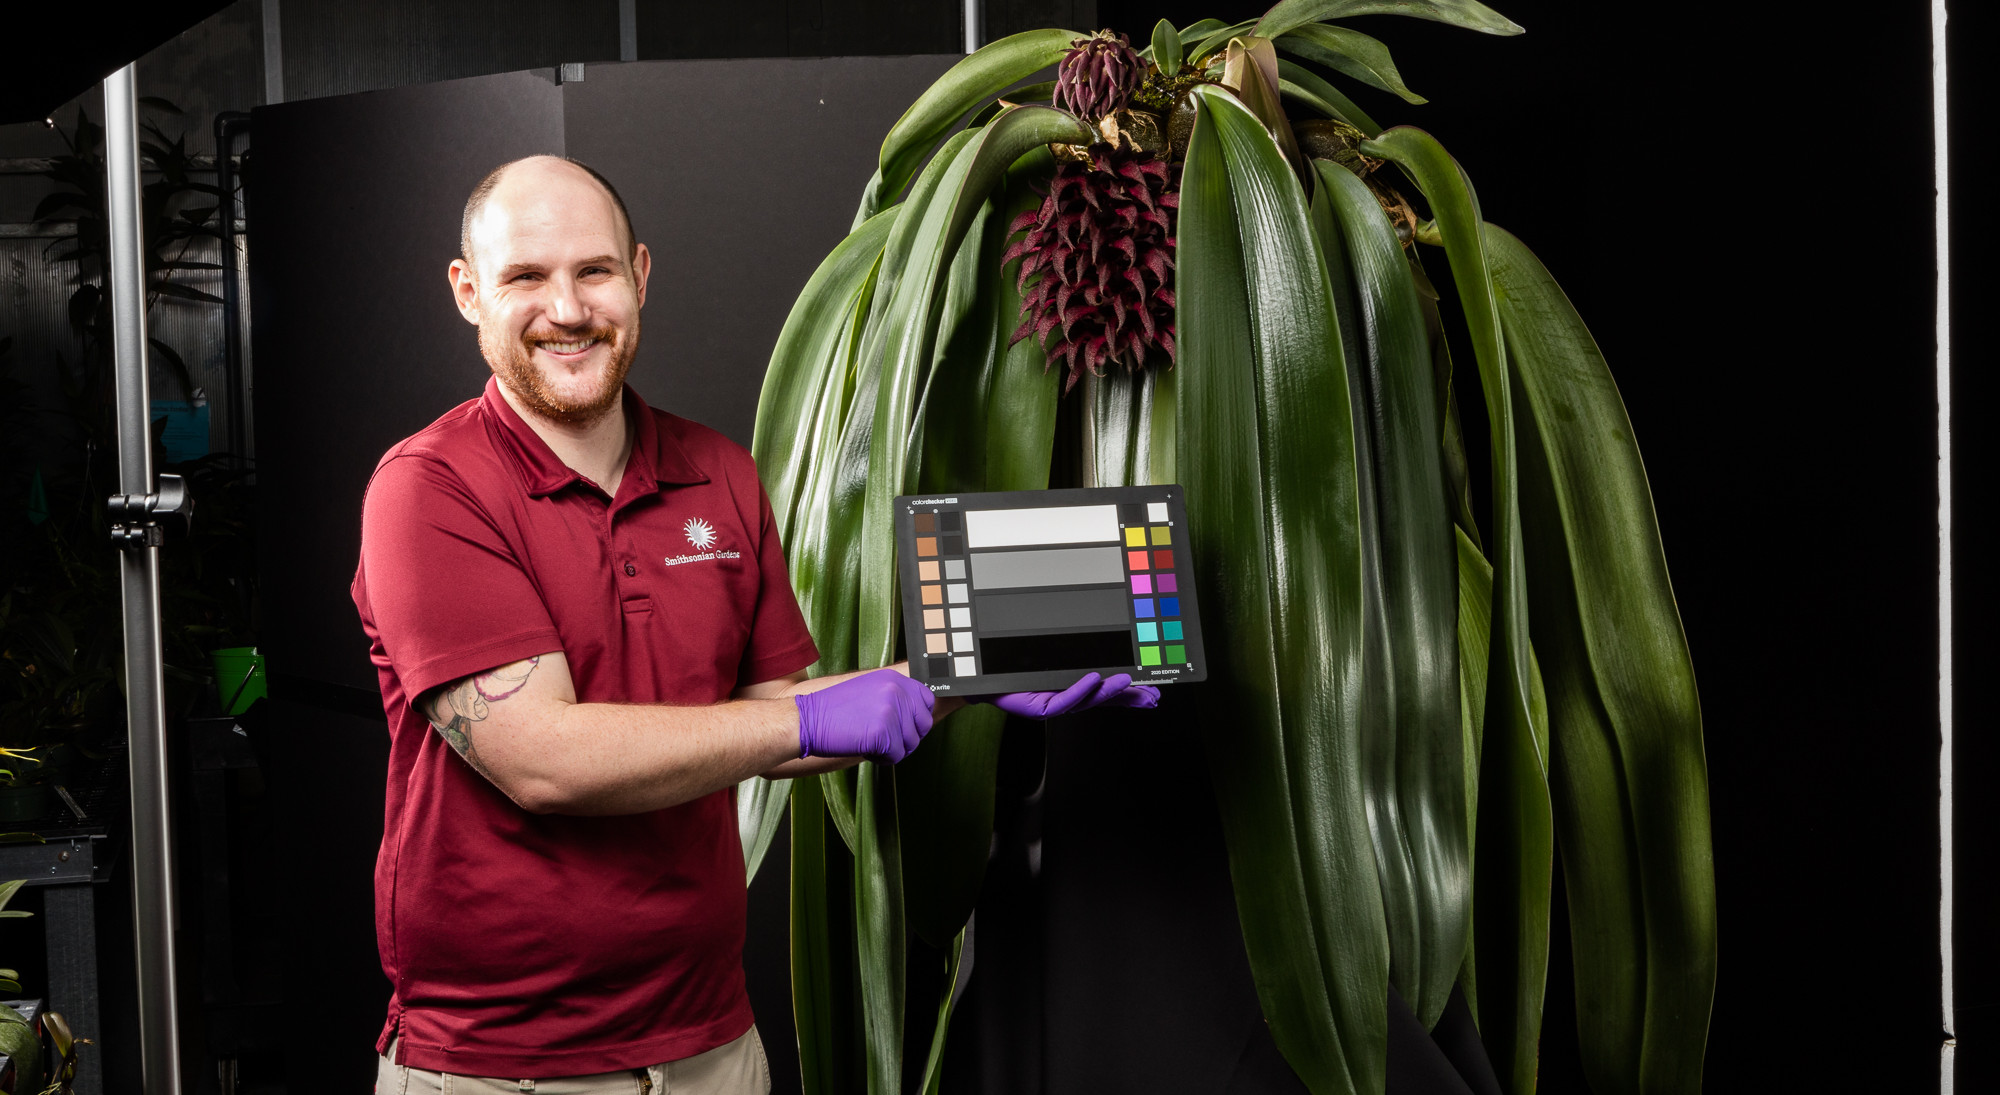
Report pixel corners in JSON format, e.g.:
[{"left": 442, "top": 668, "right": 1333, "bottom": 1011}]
[
  {"left": 149, "top": 281, "right": 224, "bottom": 303},
  {"left": 855, "top": 107, "right": 1094, "bottom": 674},
  {"left": 1179, "top": 83, "right": 1387, "bottom": 1095},
  {"left": 901, "top": 175, "right": 1046, "bottom": 952},
  {"left": 1488, "top": 226, "right": 1716, "bottom": 1095},
  {"left": 917, "top": 927, "right": 967, "bottom": 1095},
  {"left": 1410, "top": 253, "right": 1482, "bottom": 548},
  {"left": 737, "top": 774, "right": 791, "bottom": 882},
  {"left": 1280, "top": 24, "right": 1427, "bottom": 104},
  {"left": 1362, "top": 125, "right": 1550, "bottom": 1094},
  {"left": 1186, "top": 20, "right": 1258, "bottom": 67},
  {"left": 1176, "top": 18, "right": 1236, "bottom": 45},
  {"left": 858, "top": 29, "right": 1081, "bottom": 226},
  {"left": 1313, "top": 159, "right": 1467, "bottom": 1030},
  {"left": 854, "top": 761, "right": 904, "bottom": 1095},
  {"left": 966, "top": 80, "right": 1055, "bottom": 128},
  {"left": 821, "top": 107, "right": 1091, "bottom": 1095},
  {"left": 1256, "top": 0, "right": 1525, "bottom": 41},
  {"left": 755, "top": 207, "right": 899, "bottom": 550},
  {"left": 790, "top": 776, "right": 860, "bottom": 1094}
]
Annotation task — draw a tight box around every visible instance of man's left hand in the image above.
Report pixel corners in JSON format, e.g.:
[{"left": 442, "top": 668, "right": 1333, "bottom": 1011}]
[{"left": 982, "top": 672, "right": 1160, "bottom": 719}]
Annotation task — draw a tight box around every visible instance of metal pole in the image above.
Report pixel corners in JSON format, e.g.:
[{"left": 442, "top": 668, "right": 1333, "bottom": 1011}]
[
  {"left": 106, "top": 63, "right": 185, "bottom": 1095},
  {"left": 1933, "top": 2, "right": 1954, "bottom": 1090},
  {"left": 963, "top": 0, "right": 984, "bottom": 53},
  {"left": 214, "top": 111, "right": 251, "bottom": 467}
]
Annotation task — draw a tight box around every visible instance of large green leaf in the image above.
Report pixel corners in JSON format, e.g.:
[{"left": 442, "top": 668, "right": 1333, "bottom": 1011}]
[
  {"left": 1450, "top": 526, "right": 1550, "bottom": 1029},
  {"left": 1362, "top": 126, "right": 1550, "bottom": 1094},
  {"left": 1280, "top": 24, "right": 1427, "bottom": 104},
  {"left": 854, "top": 762, "right": 904, "bottom": 1095},
  {"left": 1187, "top": 20, "right": 1259, "bottom": 66},
  {"left": 842, "top": 108, "right": 1090, "bottom": 1095},
  {"left": 917, "top": 927, "right": 967, "bottom": 1095},
  {"left": 854, "top": 106, "right": 1095, "bottom": 673},
  {"left": 1488, "top": 226, "right": 1716, "bottom": 1095},
  {"left": 857, "top": 29, "right": 1080, "bottom": 226},
  {"left": 791, "top": 775, "right": 860, "bottom": 1094},
  {"left": 902, "top": 169, "right": 1056, "bottom": 951},
  {"left": 1312, "top": 159, "right": 1467, "bottom": 1030},
  {"left": 754, "top": 206, "right": 898, "bottom": 545},
  {"left": 1411, "top": 253, "right": 1482, "bottom": 549},
  {"left": 1256, "top": 0, "right": 1525, "bottom": 41},
  {"left": 1179, "top": 84, "right": 1387, "bottom": 1095},
  {"left": 747, "top": 207, "right": 902, "bottom": 882}
]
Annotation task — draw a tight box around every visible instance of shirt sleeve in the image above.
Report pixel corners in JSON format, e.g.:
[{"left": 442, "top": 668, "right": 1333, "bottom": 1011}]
[
  {"left": 358, "top": 453, "right": 564, "bottom": 703},
  {"left": 735, "top": 483, "right": 820, "bottom": 688}
]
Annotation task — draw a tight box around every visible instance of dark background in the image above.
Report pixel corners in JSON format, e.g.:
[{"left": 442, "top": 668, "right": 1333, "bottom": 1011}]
[{"left": 1, "top": 0, "right": 1976, "bottom": 1092}]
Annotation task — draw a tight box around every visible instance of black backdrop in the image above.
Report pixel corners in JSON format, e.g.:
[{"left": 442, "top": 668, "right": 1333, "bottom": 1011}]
[{"left": 244, "top": 5, "right": 1968, "bottom": 1092}]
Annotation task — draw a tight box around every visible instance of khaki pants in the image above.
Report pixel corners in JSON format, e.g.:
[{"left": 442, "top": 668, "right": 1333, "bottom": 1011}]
[{"left": 376, "top": 1027, "right": 771, "bottom": 1095}]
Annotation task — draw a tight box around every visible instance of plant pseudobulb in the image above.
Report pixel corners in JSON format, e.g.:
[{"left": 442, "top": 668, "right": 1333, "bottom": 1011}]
[{"left": 1008, "top": 31, "right": 1178, "bottom": 392}]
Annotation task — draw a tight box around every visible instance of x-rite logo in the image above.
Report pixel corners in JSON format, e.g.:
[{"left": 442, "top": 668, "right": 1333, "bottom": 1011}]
[{"left": 683, "top": 517, "right": 717, "bottom": 551}]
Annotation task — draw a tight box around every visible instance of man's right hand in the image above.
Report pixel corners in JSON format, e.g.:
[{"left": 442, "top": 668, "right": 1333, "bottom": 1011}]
[{"left": 794, "top": 669, "right": 937, "bottom": 764}]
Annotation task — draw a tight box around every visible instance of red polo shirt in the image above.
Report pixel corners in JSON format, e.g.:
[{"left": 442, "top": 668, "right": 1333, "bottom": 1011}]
[{"left": 352, "top": 378, "right": 818, "bottom": 1076}]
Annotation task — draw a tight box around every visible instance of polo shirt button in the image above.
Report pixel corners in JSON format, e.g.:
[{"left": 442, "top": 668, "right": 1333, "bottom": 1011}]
[{"left": 624, "top": 563, "right": 637, "bottom": 576}]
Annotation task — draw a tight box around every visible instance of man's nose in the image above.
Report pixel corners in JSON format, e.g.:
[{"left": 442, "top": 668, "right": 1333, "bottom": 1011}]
[{"left": 546, "top": 275, "right": 587, "bottom": 326}]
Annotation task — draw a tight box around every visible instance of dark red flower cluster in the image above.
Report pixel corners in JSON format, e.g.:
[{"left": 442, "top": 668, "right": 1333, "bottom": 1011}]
[
  {"left": 1053, "top": 32, "right": 1148, "bottom": 121},
  {"left": 1004, "top": 144, "right": 1178, "bottom": 391}
]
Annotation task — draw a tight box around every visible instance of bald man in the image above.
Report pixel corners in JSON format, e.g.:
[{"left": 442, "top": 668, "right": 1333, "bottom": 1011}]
[
  {"left": 350, "top": 155, "right": 949, "bottom": 1093},
  {"left": 352, "top": 156, "right": 1151, "bottom": 1091}
]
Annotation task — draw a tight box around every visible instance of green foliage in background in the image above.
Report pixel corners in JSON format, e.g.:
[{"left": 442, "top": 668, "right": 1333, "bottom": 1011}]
[{"left": 748, "top": 4, "right": 1716, "bottom": 1092}]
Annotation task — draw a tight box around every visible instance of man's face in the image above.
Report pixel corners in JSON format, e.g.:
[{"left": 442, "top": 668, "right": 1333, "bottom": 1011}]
[{"left": 449, "top": 159, "right": 651, "bottom": 426}]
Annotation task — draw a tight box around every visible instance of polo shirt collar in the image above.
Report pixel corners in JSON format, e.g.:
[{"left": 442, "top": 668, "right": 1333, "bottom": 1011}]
[{"left": 480, "top": 376, "right": 709, "bottom": 499}]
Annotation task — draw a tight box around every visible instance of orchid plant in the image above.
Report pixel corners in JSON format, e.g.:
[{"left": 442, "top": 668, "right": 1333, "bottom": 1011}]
[{"left": 745, "top": 3, "right": 1717, "bottom": 1093}]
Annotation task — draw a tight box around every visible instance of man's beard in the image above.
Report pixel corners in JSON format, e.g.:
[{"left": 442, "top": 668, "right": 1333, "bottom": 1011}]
[{"left": 481, "top": 319, "right": 639, "bottom": 426}]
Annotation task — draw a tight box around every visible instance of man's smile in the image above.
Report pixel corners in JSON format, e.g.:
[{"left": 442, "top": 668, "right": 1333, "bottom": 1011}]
[{"left": 531, "top": 336, "right": 606, "bottom": 359}]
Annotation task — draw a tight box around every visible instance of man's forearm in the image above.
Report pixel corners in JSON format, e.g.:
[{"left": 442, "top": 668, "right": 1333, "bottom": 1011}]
[
  {"left": 431, "top": 656, "right": 956, "bottom": 816},
  {"left": 525, "top": 695, "right": 804, "bottom": 815}
]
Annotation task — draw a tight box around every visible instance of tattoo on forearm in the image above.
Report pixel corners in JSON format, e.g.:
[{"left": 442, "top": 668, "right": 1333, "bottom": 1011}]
[{"left": 424, "top": 656, "right": 540, "bottom": 777}]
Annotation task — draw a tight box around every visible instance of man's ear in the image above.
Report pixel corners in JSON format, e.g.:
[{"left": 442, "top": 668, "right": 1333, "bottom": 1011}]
[
  {"left": 448, "top": 258, "right": 482, "bottom": 325},
  {"left": 631, "top": 242, "right": 652, "bottom": 308}
]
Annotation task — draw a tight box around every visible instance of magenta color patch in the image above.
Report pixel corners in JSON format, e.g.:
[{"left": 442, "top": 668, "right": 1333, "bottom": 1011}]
[{"left": 1131, "top": 574, "right": 1153, "bottom": 595}]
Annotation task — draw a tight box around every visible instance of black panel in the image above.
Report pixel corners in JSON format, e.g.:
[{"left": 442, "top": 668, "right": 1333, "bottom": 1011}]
[
  {"left": 559, "top": 55, "right": 960, "bottom": 447},
  {"left": 979, "top": 629, "right": 1130, "bottom": 675},
  {"left": 281, "top": 0, "right": 621, "bottom": 102},
  {"left": 251, "top": 70, "right": 566, "bottom": 694}
]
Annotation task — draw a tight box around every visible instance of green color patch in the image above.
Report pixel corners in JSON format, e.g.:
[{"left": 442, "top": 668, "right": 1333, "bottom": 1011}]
[
  {"left": 1139, "top": 645, "right": 1162, "bottom": 666},
  {"left": 1165, "top": 644, "right": 1186, "bottom": 664}
]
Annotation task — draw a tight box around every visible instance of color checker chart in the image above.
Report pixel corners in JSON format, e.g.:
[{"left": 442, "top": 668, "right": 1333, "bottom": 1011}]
[{"left": 894, "top": 486, "right": 1206, "bottom": 695}]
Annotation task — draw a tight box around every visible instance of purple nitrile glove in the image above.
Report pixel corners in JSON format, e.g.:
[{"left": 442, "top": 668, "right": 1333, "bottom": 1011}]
[
  {"left": 985, "top": 671, "right": 1161, "bottom": 719},
  {"left": 795, "top": 668, "right": 937, "bottom": 764}
]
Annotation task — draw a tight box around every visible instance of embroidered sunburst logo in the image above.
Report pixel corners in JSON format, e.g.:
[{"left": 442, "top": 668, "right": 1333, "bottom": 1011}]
[{"left": 683, "top": 517, "right": 717, "bottom": 550}]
